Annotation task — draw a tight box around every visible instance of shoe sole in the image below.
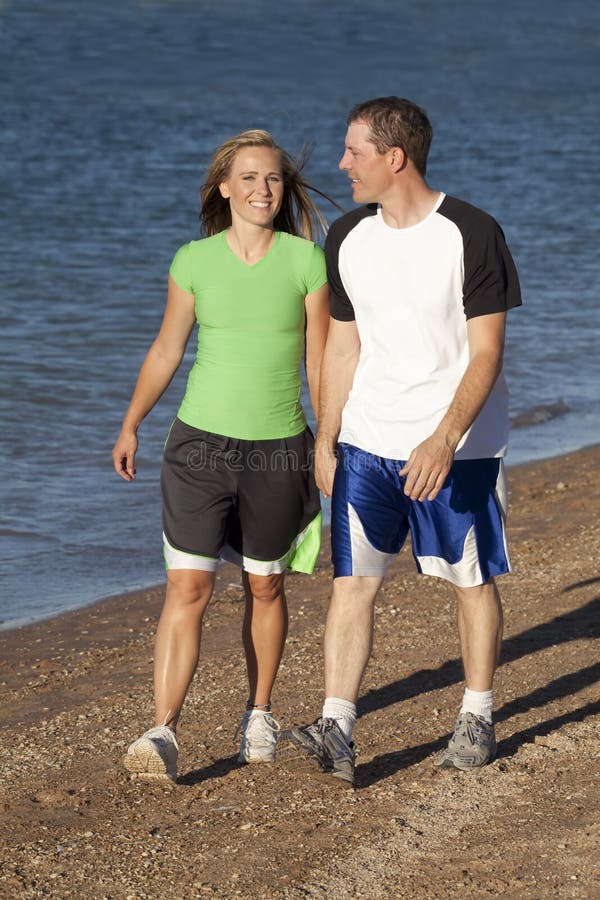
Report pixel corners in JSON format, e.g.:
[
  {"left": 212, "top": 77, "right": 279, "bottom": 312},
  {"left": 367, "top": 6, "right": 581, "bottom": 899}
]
[
  {"left": 277, "top": 737, "right": 326, "bottom": 771},
  {"left": 325, "top": 768, "right": 355, "bottom": 786},
  {"left": 435, "top": 750, "right": 497, "bottom": 771},
  {"left": 277, "top": 741, "right": 355, "bottom": 786},
  {"left": 123, "top": 744, "right": 177, "bottom": 784},
  {"left": 238, "top": 754, "right": 276, "bottom": 764}
]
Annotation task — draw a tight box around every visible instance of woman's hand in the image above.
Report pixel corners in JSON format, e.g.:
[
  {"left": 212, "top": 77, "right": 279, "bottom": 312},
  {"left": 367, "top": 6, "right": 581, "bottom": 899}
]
[{"left": 112, "top": 429, "right": 138, "bottom": 481}]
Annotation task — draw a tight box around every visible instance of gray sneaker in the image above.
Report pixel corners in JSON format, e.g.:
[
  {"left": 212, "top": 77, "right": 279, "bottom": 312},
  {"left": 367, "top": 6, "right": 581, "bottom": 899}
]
[
  {"left": 124, "top": 725, "right": 179, "bottom": 783},
  {"left": 435, "top": 712, "right": 497, "bottom": 770},
  {"left": 279, "top": 717, "right": 356, "bottom": 785}
]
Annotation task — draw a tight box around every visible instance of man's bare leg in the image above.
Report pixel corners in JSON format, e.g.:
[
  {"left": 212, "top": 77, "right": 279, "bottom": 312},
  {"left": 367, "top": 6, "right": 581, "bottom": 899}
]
[
  {"left": 435, "top": 578, "right": 503, "bottom": 770},
  {"left": 455, "top": 578, "right": 503, "bottom": 691},
  {"left": 278, "top": 575, "right": 382, "bottom": 785},
  {"left": 324, "top": 575, "right": 383, "bottom": 702}
]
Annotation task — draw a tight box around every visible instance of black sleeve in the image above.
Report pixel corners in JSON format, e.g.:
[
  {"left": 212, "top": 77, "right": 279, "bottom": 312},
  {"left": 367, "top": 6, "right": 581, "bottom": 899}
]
[
  {"left": 463, "top": 216, "right": 522, "bottom": 320},
  {"left": 324, "top": 221, "right": 356, "bottom": 321}
]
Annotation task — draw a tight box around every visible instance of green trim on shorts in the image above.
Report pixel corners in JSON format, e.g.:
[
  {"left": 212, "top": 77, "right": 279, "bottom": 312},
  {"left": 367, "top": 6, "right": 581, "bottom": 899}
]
[
  {"left": 288, "top": 511, "right": 322, "bottom": 574},
  {"left": 221, "top": 510, "right": 322, "bottom": 575},
  {"left": 163, "top": 419, "right": 177, "bottom": 452}
]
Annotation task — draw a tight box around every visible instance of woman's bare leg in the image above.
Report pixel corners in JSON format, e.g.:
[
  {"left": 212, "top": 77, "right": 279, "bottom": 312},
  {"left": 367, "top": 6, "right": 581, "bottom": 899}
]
[
  {"left": 241, "top": 571, "right": 287, "bottom": 707},
  {"left": 153, "top": 568, "right": 215, "bottom": 728}
]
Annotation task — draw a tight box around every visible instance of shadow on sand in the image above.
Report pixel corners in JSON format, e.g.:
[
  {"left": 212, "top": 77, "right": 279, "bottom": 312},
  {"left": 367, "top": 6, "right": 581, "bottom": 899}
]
[
  {"left": 180, "top": 754, "right": 240, "bottom": 786},
  {"left": 355, "top": 591, "right": 599, "bottom": 787},
  {"left": 178, "top": 591, "right": 599, "bottom": 787}
]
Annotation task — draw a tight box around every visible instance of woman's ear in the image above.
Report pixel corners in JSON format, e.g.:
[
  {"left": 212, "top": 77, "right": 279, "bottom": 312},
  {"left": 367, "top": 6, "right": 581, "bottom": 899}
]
[{"left": 219, "top": 181, "right": 230, "bottom": 199}]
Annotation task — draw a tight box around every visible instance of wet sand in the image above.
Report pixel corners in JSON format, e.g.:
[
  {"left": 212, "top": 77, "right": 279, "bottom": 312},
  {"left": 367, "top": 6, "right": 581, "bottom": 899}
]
[{"left": 0, "top": 445, "right": 598, "bottom": 898}]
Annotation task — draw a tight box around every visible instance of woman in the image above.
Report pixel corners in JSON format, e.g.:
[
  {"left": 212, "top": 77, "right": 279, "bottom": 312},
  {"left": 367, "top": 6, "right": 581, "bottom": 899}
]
[{"left": 112, "top": 131, "right": 330, "bottom": 783}]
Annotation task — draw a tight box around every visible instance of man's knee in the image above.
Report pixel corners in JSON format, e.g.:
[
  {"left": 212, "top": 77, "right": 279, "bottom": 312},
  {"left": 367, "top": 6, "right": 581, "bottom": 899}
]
[
  {"left": 453, "top": 577, "right": 500, "bottom": 603},
  {"left": 332, "top": 575, "right": 383, "bottom": 606}
]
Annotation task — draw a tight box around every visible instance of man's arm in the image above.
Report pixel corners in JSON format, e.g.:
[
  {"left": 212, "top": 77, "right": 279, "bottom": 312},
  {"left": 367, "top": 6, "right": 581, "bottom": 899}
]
[
  {"left": 399, "top": 311, "right": 506, "bottom": 501},
  {"left": 315, "top": 317, "right": 361, "bottom": 497}
]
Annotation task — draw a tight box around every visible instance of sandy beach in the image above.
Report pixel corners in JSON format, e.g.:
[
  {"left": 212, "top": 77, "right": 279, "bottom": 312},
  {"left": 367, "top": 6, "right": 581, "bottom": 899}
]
[{"left": 0, "top": 445, "right": 598, "bottom": 899}]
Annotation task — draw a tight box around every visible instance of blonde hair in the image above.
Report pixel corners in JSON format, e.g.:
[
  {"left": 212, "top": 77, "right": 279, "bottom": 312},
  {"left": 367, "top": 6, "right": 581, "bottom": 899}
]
[{"left": 200, "top": 130, "right": 337, "bottom": 240}]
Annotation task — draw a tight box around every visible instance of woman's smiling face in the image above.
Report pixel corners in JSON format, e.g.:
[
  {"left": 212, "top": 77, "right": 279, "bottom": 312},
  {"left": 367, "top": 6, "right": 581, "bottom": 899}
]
[{"left": 219, "top": 146, "right": 284, "bottom": 228}]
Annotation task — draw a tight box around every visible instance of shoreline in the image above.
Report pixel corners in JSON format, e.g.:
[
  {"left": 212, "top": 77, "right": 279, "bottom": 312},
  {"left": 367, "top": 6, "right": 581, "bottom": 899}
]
[
  {"left": 1, "top": 442, "right": 597, "bottom": 689},
  {"left": 1, "top": 442, "right": 598, "bottom": 896},
  {"left": 1, "top": 441, "right": 598, "bottom": 639}
]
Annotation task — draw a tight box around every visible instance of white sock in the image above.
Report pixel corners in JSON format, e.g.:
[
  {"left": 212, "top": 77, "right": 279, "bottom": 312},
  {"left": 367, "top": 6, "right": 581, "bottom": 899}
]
[
  {"left": 460, "top": 688, "right": 493, "bottom": 724},
  {"left": 322, "top": 697, "right": 357, "bottom": 743}
]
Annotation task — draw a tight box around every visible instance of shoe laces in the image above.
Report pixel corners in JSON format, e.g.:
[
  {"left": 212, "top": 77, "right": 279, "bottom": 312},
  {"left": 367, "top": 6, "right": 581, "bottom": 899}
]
[
  {"left": 313, "top": 717, "right": 336, "bottom": 734},
  {"left": 234, "top": 710, "right": 280, "bottom": 743},
  {"left": 313, "top": 718, "right": 358, "bottom": 755},
  {"left": 455, "top": 712, "right": 487, "bottom": 744}
]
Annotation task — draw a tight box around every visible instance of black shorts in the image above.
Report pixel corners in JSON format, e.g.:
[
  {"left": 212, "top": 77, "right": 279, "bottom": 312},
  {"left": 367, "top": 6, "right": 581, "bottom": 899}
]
[{"left": 161, "top": 419, "right": 321, "bottom": 575}]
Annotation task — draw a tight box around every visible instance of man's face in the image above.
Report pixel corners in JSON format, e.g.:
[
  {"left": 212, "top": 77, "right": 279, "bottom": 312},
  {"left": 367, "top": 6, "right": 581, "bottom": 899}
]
[{"left": 339, "top": 121, "right": 393, "bottom": 204}]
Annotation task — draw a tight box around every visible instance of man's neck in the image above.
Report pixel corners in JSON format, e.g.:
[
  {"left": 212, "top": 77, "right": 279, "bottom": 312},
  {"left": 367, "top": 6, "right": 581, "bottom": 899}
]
[{"left": 378, "top": 181, "right": 440, "bottom": 230}]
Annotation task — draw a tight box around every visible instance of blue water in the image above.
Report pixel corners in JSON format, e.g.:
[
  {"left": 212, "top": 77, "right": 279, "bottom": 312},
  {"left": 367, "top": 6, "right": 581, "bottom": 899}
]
[{"left": 1, "top": 0, "right": 598, "bottom": 630}]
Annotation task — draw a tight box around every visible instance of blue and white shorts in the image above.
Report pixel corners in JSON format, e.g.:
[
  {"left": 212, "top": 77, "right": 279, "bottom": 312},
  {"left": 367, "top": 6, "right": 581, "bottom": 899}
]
[{"left": 331, "top": 443, "right": 511, "bottom": 588}]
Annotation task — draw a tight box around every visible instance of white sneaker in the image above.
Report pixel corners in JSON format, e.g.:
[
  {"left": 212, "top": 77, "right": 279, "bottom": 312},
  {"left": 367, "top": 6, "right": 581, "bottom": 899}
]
[
  {"left": 124, "top": 725, "right": 179, "bottom": 783},
  {"left": 236, "top": 710, "right": 280, "bottom": 764}
]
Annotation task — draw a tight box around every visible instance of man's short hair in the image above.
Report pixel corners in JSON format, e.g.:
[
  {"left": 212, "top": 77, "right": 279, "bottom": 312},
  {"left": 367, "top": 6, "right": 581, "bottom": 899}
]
[{"left": 347, "top": 97, "right": 432, "bottom": 176}]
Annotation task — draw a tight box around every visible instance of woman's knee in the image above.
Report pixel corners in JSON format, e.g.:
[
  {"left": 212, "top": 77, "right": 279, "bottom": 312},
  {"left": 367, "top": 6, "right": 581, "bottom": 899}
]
[
  {"left": 166, "top": 569, "right": 215, "bottom": 610},
  {"left": 245, "top": 572, "right": 285, "bottom": 604}
]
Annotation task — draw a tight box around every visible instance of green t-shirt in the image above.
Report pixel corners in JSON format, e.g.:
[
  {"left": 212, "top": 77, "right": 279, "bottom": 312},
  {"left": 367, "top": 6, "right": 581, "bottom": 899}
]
[{"left": 169, "top": 230, "right": 327, "bottom": 440}]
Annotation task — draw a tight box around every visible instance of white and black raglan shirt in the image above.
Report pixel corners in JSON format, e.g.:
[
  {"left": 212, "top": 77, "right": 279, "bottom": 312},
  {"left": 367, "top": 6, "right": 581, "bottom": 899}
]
[{"left": 325, "top": 193, "right": 522, "bottom": 460}]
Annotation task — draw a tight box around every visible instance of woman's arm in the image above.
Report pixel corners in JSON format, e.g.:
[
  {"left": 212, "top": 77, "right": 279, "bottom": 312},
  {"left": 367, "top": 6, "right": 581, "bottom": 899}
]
[
  {"left": 112, "top": 275, "right": 196, "bottom": 481},
  {"left": 304, "top": 283, "right": 330, "bottom": 420}
]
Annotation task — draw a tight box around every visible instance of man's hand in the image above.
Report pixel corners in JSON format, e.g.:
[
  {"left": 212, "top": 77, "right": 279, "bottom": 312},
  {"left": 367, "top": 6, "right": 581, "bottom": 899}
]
[
  {"left": 315, "top": 439, "right": 338, "bottom": 498},
  {"left": 398, "top": 432, "right": 456, "bottom": 501}
]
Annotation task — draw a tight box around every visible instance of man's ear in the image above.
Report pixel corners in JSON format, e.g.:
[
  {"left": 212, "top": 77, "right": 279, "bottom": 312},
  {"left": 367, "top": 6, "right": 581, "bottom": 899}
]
[{"left": 389, "top": 147, "right": 407, "bottom": 173}]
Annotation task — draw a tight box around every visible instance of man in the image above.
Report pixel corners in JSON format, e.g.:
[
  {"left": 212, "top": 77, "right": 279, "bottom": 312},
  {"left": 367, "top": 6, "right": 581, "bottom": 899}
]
[{"left": 280, "top": 97, "right": 521, "bottom": 785}]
